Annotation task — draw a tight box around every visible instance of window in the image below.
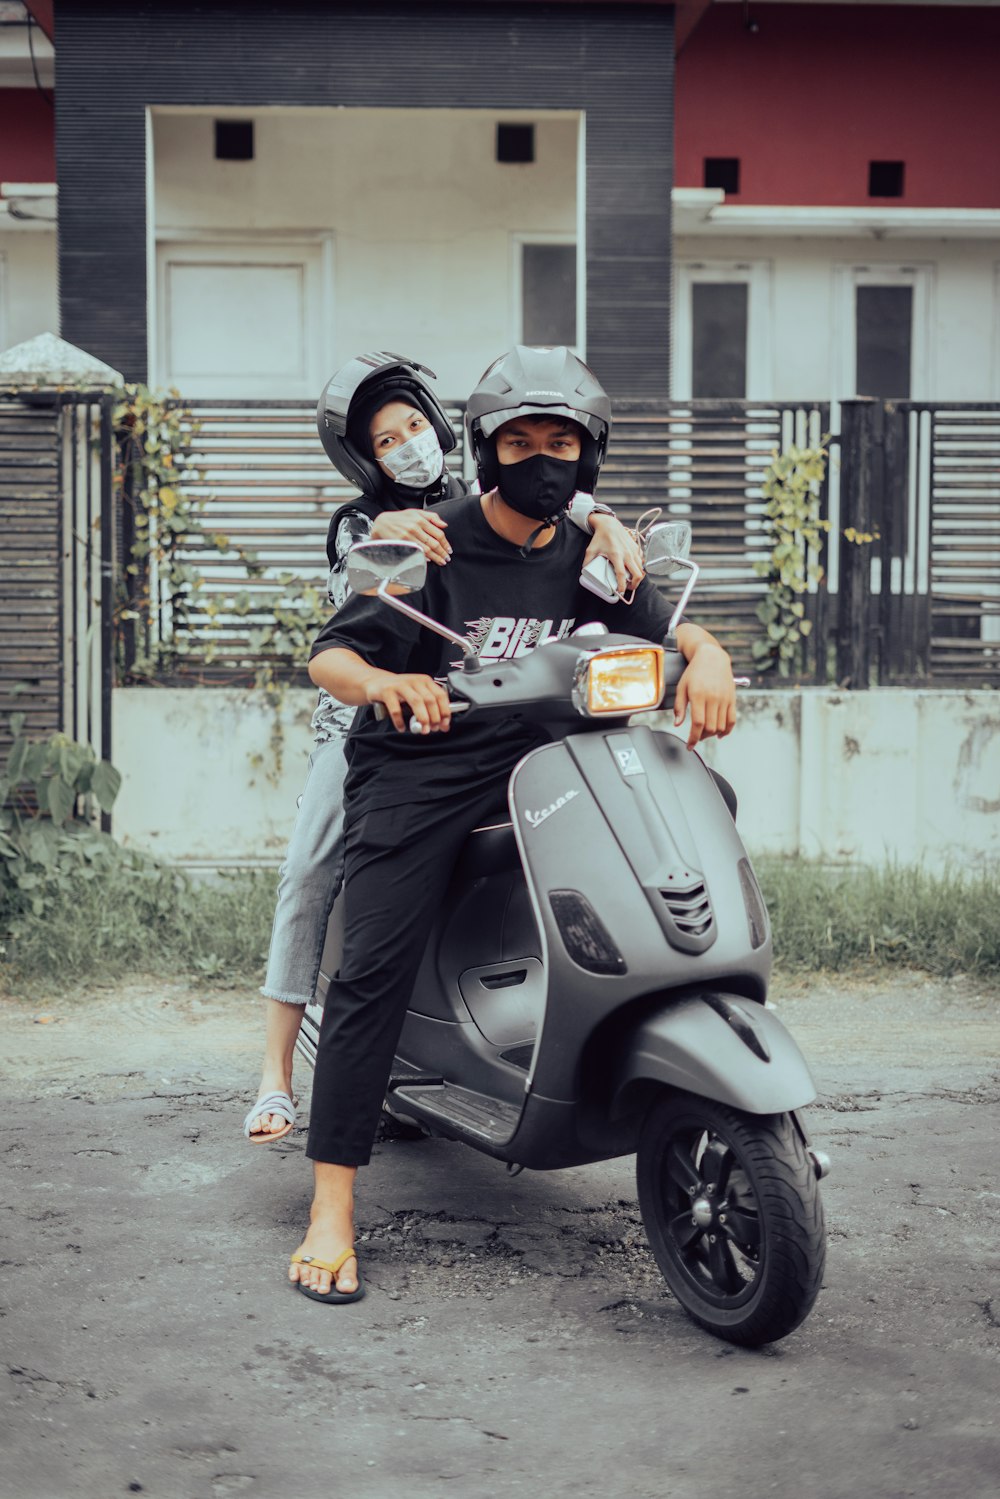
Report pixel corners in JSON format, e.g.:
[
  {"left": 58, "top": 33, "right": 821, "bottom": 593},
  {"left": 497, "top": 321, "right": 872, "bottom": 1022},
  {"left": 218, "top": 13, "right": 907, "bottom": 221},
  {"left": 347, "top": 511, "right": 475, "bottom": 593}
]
[
  {"left": 520, "top": 242, "right": 576, "bottom": 347},
  {"left": 868, "top": 161, "right": 904, "bottom": 198},
  {"left": 214, "top": 120, "right": 254, "bottom": 161},
  {"left": 856, "top": 285, "right": 913, "bottom": 397},
  {"left": 704, "top": 157, "right": 740, "bottom": 195},
  {"left": 497, "top": 124, "right": 535, "bottom": 164},
  {"left": 691, "top": 282, "right": 748, "bottom": 397}
]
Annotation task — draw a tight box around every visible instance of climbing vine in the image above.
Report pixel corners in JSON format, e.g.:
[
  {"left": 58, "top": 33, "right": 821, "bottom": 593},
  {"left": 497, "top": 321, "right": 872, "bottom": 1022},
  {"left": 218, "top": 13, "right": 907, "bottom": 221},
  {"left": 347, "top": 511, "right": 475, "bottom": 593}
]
[
  {"left": 112, "top": 385, "right": 216, "bottom": 676},
  {"left": 751, "top": 441, "right": 830, "bottom": 675},
  {"left": 111, "top": 387, "right": 326, "bottom": 685},
  {"left": 752, "top": 439, "right": 878, "bottom": 677}
]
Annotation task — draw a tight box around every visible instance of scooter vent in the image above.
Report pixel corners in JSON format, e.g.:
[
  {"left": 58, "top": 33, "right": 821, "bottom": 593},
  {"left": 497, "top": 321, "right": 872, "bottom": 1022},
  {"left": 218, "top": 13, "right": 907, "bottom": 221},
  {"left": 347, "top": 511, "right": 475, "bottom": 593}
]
[{"left": 659, "top": 880, "right": 714, "bottom": 939}]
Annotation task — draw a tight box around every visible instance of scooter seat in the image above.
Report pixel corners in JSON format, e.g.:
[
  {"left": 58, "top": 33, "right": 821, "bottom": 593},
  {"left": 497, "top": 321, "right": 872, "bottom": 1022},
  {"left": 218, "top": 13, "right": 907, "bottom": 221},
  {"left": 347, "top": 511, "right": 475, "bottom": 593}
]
[{"left": 455, "top": 821, "right": 519, "bottom": 879}]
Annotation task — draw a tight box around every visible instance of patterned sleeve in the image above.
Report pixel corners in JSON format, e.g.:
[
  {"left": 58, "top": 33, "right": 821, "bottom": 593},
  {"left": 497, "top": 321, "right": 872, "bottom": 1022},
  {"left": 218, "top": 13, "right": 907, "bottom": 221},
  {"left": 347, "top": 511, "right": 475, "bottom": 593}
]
[
  {"left": 566, "top": 491, "right": 597, "bottom": 534},
  {"left": 327, "top": 510, "right": 374, "bottom": 610}
]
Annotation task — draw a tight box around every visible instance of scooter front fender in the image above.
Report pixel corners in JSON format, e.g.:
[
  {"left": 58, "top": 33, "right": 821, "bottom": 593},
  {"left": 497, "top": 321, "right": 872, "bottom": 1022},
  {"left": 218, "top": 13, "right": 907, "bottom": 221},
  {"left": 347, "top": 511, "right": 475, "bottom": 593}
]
[{"left": 612, "top": 991, "right": 817, "bottom": 1117}]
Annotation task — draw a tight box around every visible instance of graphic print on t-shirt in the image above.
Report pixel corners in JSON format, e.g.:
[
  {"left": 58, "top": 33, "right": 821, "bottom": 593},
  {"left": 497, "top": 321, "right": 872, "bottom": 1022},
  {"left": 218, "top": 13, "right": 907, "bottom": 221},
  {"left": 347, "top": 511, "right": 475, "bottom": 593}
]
[{"left": 464, "top": 616, "right": 576, "bottom": 662}]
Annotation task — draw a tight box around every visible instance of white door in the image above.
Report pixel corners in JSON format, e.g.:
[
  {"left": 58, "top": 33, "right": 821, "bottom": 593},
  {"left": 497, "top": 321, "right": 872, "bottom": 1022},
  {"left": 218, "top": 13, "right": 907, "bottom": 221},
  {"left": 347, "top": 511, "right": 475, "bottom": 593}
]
[{"left": 155, "top": 239, "right": 331, "bottom": 398}]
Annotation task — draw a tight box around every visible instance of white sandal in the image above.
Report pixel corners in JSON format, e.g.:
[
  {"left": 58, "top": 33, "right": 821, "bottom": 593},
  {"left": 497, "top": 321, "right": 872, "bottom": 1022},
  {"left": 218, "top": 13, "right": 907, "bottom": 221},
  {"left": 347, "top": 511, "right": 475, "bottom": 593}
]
[{"left": 243, "top": 1090, "right": 297, "bottom": 1144}]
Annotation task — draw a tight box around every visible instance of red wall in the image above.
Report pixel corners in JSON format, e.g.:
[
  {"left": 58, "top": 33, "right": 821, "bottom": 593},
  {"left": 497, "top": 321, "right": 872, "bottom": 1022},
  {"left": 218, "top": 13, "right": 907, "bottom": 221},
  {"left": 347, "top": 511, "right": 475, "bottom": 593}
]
[
  {"left": 0, "top": 90, "right": 55, "bottom": 188},
  {"left": 676, "top": 4, "right": 1000, "bottom": 208}
]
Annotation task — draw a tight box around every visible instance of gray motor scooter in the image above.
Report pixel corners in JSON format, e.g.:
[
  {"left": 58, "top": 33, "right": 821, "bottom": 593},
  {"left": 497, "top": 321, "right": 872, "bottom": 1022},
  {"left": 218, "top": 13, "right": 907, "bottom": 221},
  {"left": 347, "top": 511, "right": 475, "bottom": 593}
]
[{"left": 297, "top": 527, "right": 829, "bottom": 1347}]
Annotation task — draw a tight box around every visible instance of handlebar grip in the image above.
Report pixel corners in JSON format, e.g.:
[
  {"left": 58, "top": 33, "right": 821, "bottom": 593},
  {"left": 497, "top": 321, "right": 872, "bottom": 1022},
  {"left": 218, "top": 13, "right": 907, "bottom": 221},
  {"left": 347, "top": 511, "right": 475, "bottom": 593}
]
[{"left": 661, "top": 647, "right": 686, "bottom": 689}]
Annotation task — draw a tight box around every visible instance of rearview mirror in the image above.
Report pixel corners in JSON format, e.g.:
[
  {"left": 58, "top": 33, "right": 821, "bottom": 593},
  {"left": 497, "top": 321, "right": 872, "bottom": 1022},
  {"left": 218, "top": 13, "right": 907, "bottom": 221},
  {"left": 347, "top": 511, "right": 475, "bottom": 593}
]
[
  {"left": 643, "top": 521, "right": 693, "bottom": 579},
  {"left": 346, "top": 541, "right": 427, "bottom": 598}
]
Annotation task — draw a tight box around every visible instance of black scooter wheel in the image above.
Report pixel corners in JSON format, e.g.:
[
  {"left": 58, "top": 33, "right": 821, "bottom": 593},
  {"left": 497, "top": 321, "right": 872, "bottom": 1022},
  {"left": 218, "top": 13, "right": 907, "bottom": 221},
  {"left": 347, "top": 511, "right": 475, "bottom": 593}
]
[{"left": 636, "top": 1092, "right": 826, "bottom": 1347}]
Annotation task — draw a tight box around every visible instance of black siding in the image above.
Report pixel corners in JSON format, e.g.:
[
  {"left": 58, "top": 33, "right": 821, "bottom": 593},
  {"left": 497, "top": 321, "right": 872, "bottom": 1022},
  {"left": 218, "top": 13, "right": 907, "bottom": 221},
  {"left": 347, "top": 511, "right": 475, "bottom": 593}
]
[{"left": 54, "top": 1, "right": 673, "bottom": 396}]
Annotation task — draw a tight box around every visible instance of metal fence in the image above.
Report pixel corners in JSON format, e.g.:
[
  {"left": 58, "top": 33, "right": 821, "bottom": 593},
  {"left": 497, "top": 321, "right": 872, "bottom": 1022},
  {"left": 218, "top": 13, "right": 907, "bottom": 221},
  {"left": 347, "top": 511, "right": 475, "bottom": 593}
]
[
  {"left": 837, "top": 400, "right": 1000, "bottom": 687},
  {"left": 134, "top": 397, "right": 834, "bottom": 684},
  {"left": 3, "top": 392, "right": 996, "bottom": 775},
  {"left": 0, "top": 391, "right": 114, "bottom": 789}
]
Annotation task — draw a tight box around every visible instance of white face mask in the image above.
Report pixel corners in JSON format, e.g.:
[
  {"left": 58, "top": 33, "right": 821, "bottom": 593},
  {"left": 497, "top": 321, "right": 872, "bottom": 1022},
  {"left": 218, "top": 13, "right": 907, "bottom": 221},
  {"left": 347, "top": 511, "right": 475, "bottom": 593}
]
[{"left": 378, "top": 425, "right": 444, "bottom": 489}]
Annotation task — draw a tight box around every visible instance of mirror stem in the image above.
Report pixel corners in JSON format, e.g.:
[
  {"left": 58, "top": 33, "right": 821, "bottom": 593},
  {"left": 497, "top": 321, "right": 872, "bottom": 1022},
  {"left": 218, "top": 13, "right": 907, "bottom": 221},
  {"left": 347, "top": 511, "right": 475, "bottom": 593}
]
[
  {"left": 667, "top": 557, "right": 700, "bottom": 636},
  {"left": 375, "top": 580, "right": 482, "bottom": 670}
]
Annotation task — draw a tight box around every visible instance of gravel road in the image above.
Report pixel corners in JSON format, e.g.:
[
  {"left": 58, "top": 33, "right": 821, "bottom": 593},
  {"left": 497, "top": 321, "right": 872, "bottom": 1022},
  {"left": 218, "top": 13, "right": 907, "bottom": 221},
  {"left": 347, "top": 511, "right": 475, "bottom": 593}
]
[{"left": 3, "top": 970, "right": 998, "bottom": 1499}]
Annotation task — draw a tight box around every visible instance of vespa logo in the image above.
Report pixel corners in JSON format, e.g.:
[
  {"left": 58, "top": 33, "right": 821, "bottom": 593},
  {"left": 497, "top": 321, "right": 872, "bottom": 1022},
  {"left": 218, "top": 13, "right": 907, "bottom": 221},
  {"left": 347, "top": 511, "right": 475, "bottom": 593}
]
[
  {"left": 525, "top": 788, "right": 579, "bottom": 828},
  {"left": 615, "top": 746, "right": 645, "bottom": 777}
]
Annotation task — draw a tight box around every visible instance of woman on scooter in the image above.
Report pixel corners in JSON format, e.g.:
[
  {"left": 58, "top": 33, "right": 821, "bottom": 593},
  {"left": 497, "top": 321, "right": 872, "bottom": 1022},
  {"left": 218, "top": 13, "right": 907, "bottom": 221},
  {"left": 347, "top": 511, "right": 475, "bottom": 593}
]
[
  {"left": 244, "top": 351, "right": 646, "bottom": 1145},
  {"left": 288, "top": 345, "right": 737, "bottom": 1303}
]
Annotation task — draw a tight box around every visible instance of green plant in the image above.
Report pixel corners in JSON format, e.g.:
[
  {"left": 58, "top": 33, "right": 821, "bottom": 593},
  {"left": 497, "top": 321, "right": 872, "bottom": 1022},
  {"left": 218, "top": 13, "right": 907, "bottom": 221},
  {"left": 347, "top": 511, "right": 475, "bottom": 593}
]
[
  {"left": 0, "top": 715, "right": 276, "bottom": 985},
  {"left": 113, "top": 385, "right": 229, "bottom": 676},
  {"left": 751, "top": 441, "right": 830, "bottom": 676},
  {"left": 3, "top": 860, "right": 276, "bottom": 987},
  {"left": 756, "top": 857, "right": 1000, "bottom": 977},
  {"left": 111, "top": 390, "right": 327, "bottom": 687},
  {"left": 0, "top": 715, "right": 122, "bottom": 934}
]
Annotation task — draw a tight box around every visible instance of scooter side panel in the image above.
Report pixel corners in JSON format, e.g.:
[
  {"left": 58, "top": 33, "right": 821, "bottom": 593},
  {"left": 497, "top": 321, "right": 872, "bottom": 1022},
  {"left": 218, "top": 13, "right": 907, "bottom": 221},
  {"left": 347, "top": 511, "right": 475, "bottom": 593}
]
[
  {"left": 613, "top": 993, "right": 817, "bottom": 1115},
  {"left": 508, "top": 734, "right": 771, "bottom": 1107}
]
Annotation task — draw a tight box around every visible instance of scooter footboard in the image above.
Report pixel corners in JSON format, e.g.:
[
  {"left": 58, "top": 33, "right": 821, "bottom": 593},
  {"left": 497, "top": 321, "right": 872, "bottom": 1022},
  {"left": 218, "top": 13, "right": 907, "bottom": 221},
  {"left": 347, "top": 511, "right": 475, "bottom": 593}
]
[{"left": 612, "top": 992, "right": 817, "bottom": 1117}]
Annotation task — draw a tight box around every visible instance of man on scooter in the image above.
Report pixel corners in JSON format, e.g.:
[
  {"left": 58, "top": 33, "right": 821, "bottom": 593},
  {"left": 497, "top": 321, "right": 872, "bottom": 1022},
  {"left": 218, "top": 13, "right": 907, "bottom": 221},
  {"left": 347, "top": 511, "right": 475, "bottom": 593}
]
[{"left": 289, "top": 346, "right": 737, "bottom": 1305}]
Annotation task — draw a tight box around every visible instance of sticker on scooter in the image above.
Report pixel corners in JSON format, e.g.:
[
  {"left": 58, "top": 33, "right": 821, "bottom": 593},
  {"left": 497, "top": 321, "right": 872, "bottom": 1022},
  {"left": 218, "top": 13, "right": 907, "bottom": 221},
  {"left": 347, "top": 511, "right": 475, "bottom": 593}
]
[
  {"left": 525, "top": 789, "right": 579, "bottom": 828},
  {"left": 614, "top": 745, "right": 645, "bottom": 777}
]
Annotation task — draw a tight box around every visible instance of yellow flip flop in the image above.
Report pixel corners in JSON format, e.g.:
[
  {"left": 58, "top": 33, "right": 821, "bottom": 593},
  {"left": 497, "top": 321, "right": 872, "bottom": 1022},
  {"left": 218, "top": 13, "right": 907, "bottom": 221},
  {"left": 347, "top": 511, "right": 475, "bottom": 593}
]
[{"left": 290, "top": 1248, "right": 365, "bottom": 1305}]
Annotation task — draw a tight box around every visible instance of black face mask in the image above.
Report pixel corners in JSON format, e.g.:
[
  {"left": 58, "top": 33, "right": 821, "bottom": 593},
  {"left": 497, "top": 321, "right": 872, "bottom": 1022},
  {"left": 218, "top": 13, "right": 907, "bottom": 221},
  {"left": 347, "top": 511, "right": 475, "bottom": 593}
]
[{"left": 497, "top": 453, "right": 579, "bottom": 523}]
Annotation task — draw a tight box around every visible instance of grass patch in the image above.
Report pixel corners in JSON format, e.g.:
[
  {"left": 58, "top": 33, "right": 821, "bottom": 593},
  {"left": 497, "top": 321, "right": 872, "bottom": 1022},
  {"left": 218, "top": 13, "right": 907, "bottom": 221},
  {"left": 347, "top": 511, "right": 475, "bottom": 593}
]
[
  {"left": 2, "top": 861, "right": 277, "bottom": 990},
  {"left": 757, "top": 858, "right": 1000, "bottom": 977},
  {"left": 2, "top": 856, "right": 998, "bottom": 993}
]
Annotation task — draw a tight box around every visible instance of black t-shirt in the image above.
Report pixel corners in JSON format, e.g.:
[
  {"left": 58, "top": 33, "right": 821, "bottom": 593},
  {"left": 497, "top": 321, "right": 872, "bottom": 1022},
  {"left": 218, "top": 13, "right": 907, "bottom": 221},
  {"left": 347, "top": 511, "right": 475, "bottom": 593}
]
[{"left": 310, "top": 494, "right": 676, "bottom": 811}]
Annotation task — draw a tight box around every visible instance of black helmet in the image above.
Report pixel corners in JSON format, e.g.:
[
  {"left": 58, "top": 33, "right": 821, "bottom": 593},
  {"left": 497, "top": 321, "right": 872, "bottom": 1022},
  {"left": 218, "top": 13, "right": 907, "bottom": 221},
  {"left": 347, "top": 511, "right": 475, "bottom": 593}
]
[
  {"left": 465, "top": 345, "right": 612, "bottom": 495},
  {"left": 316, "top": 351, "right": 457, "bottom": 498}
]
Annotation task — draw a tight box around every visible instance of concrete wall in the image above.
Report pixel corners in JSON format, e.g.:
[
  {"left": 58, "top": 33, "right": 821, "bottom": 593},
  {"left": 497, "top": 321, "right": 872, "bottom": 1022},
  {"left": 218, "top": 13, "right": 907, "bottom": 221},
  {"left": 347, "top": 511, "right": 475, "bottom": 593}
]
[
  {"left": 0, "top": 229, "right": 58, "bottom": 352},
  {"left": 112, "top": 686, "right": 1000, "bottom": 869},
  {"left": 674, "top": 234, "right": 1000, "bottom": 402},
  {"left": 675, "top": 4, "right": 1000, "bottom": 209},
  {"left": 153, "top": 106, "right": 577, "bottom": 400}
]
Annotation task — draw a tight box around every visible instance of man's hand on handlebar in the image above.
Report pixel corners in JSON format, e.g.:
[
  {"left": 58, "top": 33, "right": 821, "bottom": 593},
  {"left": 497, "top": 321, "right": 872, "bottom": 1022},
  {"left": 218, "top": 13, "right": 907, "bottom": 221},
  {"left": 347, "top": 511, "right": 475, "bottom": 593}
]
[
  {"left": 672, "top": 639, "right": 737, "bottom": 750},
  {"left": 366, "top": 673, "right": 453, "bottom": 734}
]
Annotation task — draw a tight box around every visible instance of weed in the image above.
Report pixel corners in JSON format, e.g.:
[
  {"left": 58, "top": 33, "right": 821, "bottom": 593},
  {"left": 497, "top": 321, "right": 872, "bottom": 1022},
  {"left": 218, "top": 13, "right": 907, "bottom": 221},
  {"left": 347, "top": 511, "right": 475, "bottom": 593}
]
[
  {"left": 756, "top": 858, "right": 1000, "bottom": 977},
  {"left": 3, "top": 850, "right": 997, "bottom": 993},
  {"left": 2, "top": 863, "right": 276, "bottom": 988}
]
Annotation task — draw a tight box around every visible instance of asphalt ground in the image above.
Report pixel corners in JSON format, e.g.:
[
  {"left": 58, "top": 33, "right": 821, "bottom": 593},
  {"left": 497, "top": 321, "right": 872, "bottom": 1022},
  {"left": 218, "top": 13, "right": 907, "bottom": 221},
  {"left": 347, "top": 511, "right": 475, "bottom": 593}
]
[{"left": 3, "top": 971, "right": 999, "bottom": 1499}]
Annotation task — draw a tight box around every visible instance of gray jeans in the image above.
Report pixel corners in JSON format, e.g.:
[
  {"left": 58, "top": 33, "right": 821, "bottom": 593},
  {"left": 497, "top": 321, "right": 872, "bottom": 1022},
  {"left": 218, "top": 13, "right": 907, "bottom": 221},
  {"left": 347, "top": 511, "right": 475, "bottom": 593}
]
[{"left": 261, "top": 735, "right": 349, "bottom": 1005}]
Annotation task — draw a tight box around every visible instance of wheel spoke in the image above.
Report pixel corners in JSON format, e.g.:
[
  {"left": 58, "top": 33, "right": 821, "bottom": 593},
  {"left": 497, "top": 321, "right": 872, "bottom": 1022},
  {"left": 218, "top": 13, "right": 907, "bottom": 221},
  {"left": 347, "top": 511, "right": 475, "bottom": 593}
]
[
  {"left": 721, "top": 1207, "right": 760, "bottom": 1250},
  {"left": 669, "top": 1210, "right": 703, "bottom": 1252},
  {"left": 707, "top": 1233, "right": 743, "bottom": 1295},
  {"left": 699, "top": 1138, "right": 732, "bottom": 1194},
  {"left": 665, "top": 1140, "right": 701, "bottom": 1195}
]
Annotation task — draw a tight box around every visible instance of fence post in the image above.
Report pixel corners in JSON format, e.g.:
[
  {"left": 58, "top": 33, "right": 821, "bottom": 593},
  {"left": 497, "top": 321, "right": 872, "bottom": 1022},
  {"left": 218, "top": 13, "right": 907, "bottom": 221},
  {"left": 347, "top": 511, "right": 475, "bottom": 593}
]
[
  {"left": 836, "top": 399, "right": 882, "bottom": 688},
  {"left": 0, "top": 333, "right": 123, "bottom": 769}
]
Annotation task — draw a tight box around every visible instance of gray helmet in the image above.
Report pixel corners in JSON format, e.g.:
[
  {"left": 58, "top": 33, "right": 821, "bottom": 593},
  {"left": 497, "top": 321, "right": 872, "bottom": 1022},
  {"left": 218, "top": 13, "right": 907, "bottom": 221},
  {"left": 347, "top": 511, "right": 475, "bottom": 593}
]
[
  {"left": 316, "top": 351, "right": 457, "bottom": 497},
  {"left": 465, "top": 345, "right": 612, "bottom": 494}
]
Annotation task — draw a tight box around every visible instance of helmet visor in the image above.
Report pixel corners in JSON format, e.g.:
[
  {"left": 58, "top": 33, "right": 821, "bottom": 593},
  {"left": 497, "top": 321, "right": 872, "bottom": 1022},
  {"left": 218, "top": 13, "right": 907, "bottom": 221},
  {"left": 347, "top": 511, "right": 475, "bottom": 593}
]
[{"left": 475, "top": 403, "right": 606, "bottom": 442}]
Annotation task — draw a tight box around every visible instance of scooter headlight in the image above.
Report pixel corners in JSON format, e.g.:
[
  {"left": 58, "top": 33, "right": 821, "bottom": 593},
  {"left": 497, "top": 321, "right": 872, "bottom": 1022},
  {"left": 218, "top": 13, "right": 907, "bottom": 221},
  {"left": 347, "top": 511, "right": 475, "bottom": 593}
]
[{"left": 572, "top": 646, "right": 666, "bottom": 717}]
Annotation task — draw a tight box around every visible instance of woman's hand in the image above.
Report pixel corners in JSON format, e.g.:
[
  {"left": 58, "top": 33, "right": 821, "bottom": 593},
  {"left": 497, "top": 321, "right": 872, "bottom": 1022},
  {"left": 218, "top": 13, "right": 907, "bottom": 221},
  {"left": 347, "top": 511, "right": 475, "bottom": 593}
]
[
  {"left": 672, "top": 642, "right": 737, "bottom": 750},
  {"left": 366, "top": 672, "right": 452, "bottom": 734},
  {"left": 370, "top": 509, "right": 452, "bottom": 566},
  {"left": 583, "top": 515, "right": 645, "bottom": 596}
]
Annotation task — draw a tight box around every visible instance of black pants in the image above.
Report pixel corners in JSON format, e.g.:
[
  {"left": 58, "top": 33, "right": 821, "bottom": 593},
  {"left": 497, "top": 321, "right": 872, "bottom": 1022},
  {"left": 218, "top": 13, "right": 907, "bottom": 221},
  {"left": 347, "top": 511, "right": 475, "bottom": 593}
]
[
  {"left": 306, "top": 758, "right": 738, "bottom": 1167},
  {"left": 306, "top": 776, "right": 510, "bottom": 1166}
]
